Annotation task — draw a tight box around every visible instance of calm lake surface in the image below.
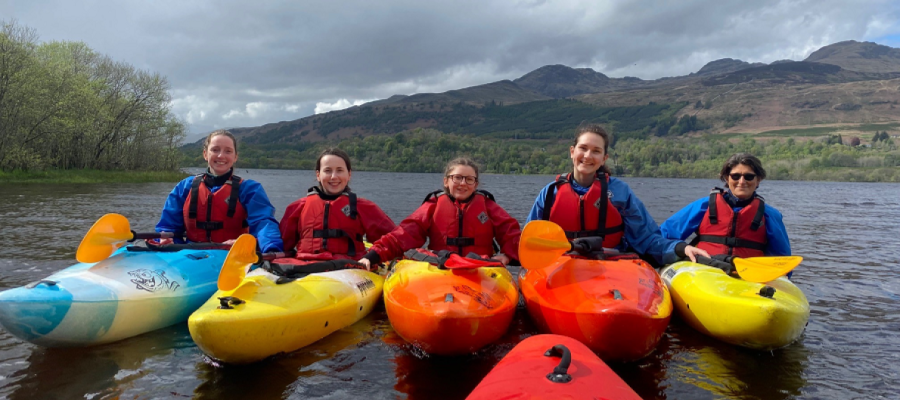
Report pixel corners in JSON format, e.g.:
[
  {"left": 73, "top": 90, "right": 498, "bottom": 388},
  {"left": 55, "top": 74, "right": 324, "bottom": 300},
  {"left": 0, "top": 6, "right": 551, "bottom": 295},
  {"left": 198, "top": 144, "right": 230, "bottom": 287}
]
[{"left": 0, "top": 169, "right": 897, "bottom": 400}]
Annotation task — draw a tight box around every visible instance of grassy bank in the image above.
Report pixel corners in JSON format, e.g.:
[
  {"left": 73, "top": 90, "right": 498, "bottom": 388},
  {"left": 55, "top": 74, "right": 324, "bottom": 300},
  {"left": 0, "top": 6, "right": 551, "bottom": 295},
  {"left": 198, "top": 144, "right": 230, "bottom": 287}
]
[{"left": 0, "top": 169, "right": 189, "bottom": 184}]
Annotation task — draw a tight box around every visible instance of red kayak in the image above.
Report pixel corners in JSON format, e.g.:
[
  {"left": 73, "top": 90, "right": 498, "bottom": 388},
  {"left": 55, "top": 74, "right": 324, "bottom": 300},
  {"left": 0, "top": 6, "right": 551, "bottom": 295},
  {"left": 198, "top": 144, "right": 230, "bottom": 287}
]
[
  {"left": 467, "top": 334, "right": 641, "bottom": 400},
  {"left": 520, "top": 254, "right": 672, "bottom": 362}
]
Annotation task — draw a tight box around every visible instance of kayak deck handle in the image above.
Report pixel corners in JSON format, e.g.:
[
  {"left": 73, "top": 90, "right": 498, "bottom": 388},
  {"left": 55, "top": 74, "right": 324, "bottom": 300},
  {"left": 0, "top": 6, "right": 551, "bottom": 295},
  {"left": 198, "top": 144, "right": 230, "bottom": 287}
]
[
  {"left": 25, "top": 280, "right": 57, "bottom": 289},
  {"left": 218, "top": 296, "right": 245, "bottom": 309},
  {"left": 758, "top": 286, "right": 776, "bottom": 299},
  {"left": 544, "top": 345, "right": 573, "bottom": 383}
]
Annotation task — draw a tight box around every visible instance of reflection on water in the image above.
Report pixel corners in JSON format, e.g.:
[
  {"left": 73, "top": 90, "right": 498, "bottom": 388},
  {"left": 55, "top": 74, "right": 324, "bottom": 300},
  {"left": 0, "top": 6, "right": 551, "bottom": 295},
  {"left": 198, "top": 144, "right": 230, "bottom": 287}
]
[{"left": 0, "top": 170, "right": 898, "bottom": 399}]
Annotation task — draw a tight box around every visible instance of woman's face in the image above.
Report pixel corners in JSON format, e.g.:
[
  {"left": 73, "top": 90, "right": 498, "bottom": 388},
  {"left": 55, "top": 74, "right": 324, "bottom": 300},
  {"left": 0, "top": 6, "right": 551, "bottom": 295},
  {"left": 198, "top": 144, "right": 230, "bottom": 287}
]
[
  {"left": 203, "top": 135, "right": 237, "bottom": 176},
  {"left": 443, "top": 165, "right": 478, "bottom": 201},
  {"left": 727, "top": 163, "right": 761, "bottom": 200},
  {"left": 316, "top": 155, "right": 351, "bottom": 195},
  {"left": 570, "top": 132, "right": 608, "bottom": 177}
]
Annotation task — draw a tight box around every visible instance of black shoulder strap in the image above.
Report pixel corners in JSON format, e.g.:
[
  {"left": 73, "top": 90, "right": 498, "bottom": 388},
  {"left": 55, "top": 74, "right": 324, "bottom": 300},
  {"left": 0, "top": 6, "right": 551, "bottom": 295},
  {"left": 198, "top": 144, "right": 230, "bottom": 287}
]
[
  {"left": 188, "top": 174, "right": 204, "bottom": 220},
  {"left": 750, "top": 196, "right": 765, "bottom": 231},
  {"left": 346, "top": 191, "right": 358, "bottom": 219},
  {"left": 422, "top": 190, "right": 443, "bottom": 204},
  {"left": 541, "top": 174, "right": 569, "bottom": 220},
  {"left": 476, "top": 189, "right": 495, "bottom": 202},
  {"left": 708, "top": 187, "right": 725, "bottom": 225},
  {"left": 226, "top": 175, "right": 242, "bottom": 218}
]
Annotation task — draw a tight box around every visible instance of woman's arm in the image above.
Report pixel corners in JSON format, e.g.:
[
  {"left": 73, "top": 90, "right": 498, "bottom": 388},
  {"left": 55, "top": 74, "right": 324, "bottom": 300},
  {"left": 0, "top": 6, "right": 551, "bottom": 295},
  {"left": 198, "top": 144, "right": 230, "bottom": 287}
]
[{"left": 239, "top": 180, "right": 284, "bottom": 253}]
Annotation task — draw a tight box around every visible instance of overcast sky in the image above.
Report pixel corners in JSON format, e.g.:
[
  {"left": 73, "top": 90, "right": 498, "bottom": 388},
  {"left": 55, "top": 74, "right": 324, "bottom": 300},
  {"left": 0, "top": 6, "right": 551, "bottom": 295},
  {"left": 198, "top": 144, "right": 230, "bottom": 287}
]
[{"left": 3, "top": 0, "right": 899, "bottom": 139}]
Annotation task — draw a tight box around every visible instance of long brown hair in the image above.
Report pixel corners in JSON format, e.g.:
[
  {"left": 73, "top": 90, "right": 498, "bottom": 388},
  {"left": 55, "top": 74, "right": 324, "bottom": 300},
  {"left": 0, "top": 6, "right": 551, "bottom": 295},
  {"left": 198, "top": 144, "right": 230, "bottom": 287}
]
[
  {"left": 316, "top": 147, "right": 353, "bottom": 192},
  {"left": 442, "top": 157, "right": 480, "bottom": 195}
]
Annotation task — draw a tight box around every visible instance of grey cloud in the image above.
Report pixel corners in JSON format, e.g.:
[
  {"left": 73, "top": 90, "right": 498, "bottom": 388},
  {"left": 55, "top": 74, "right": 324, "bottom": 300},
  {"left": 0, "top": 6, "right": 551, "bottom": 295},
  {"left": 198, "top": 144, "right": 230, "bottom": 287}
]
[{"left": 5, "top": 0, "right": 900, "bottom": 133}]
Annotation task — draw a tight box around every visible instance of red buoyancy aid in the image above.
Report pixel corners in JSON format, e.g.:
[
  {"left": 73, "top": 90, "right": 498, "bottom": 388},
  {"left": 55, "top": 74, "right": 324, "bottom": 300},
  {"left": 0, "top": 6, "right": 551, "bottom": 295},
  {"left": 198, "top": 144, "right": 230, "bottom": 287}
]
[
  {"left": 296, "top": 187, "right": 366, "bottom": 259},
  {"left": 425, "top": 190, "right": 496, "bottom": 257},
  {"left": 542, "top": 173, "right": 624, "bottom": 248},
  {"left": 695, "top": 188, "right": 767, "bottom": 258},
  {"left": 183, "top": 174, "right": 248, "bottom": 243}
]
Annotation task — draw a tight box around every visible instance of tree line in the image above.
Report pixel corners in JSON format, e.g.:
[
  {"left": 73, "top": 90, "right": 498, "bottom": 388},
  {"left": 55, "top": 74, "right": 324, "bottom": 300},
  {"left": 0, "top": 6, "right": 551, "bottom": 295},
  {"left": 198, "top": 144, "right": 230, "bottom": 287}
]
[
  {"left": 0, "top": 21, "right": 185, "bottom": 171},
  {"left": 184, "top": 127, "right": 900, "bottom": 182}
]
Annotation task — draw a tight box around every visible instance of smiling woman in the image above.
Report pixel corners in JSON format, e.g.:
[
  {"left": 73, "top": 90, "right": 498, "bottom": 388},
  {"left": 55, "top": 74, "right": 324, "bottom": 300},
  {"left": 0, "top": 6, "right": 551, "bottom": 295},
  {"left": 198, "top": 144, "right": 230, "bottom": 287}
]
[
  {"left": 660, "top": 153, "right": 792, "bottom": 259},
  {"left": 153, "top": 130, "right": 284, "bottom": 253}
]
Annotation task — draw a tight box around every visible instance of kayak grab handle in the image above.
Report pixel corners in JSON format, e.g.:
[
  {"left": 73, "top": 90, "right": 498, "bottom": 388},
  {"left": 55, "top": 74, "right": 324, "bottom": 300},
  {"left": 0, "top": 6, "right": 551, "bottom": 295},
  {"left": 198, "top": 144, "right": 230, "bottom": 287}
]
[
  {"left": 218, "top": 296, "right": 245, "bottom": 309},
  {"left": 544, "top": 345, "right": 573, "bottom": 383}
]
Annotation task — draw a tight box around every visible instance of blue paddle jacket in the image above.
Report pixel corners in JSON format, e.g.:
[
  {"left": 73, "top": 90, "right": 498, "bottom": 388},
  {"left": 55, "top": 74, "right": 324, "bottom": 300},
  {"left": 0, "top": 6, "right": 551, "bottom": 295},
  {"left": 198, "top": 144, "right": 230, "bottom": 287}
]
[
  {"left": 659, "top": 190, "right": 791, "bottom": 256},
  {"left": 155, "top": 174, "right": 284, "bottom": 253},
  {"left": 527, "top": 177, "right": 684, "bottom": 265}
]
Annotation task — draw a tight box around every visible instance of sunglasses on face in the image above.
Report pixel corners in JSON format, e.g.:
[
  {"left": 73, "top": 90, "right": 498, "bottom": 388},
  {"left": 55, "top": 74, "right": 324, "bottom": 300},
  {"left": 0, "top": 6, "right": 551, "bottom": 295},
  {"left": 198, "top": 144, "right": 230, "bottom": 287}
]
[
  {"left": 447, "top": 174, "right": 477, "bottom": 185},
  {"left": 729, "top": 173, "right": 757, "bottom": 181}
]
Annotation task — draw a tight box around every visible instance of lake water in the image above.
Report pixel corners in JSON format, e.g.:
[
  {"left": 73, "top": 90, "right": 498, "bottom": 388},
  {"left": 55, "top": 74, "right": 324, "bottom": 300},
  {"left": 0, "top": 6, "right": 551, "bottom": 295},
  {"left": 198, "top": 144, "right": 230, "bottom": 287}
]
[{"left": 0, "top": 169, "right": 898, "bottom": 399}]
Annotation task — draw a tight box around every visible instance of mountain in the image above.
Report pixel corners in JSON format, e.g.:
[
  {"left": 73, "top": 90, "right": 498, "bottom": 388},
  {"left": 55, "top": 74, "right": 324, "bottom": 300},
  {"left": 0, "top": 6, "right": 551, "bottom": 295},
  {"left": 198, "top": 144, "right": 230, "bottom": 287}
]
[
  {"left": 512, "top": 64, "right": 645, "bottom": 97},
  {"left": 691, "top": 58, "right": 766, "bottom": 77},
  {"left": 205, "top": 41, "right": 900, "bottom": 146},
  {"left": 804, "top": 40, "right": 900, "bottom": 73}
]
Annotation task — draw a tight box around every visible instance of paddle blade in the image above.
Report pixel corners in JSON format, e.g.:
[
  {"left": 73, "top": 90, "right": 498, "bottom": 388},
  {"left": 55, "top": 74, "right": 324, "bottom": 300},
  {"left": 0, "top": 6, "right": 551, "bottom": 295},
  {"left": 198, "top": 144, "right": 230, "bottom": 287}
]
[
  {"left": 734, "top": 256, "right": 803, "bottom": 283},
  {"left": 76, "top": 214, "right": 134, "bottom": 263},
  {"left": 217, "top": 234, "right": 260, "bottom": 291},
  {"left": 518, "top": 220, "right": 570, "bottom": 270}
]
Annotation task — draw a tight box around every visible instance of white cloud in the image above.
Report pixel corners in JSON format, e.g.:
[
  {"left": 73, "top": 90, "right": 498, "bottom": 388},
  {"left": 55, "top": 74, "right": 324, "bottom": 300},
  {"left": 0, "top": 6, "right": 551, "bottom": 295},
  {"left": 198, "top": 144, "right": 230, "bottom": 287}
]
[
  {"left": 169, "top": 94, "right": 217, "bottom": 124},
  {"left": 315, "top": 99, "right": 375, "bottom": 114}
]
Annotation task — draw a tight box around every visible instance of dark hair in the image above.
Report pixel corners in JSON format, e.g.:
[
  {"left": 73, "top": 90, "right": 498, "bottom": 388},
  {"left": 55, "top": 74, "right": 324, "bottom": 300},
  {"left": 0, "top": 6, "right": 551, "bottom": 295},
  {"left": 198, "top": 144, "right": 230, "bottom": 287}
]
[
  {"left": 316, "top": 148, "right": 353, "bottom": 192},
  {"left": 719, "top": 153, "right": 767, "bottom": 182},
  {"left": 573, "top": 124, "right": 611, "bottom": 175},
  {"left": 316, "top": 148, "right": 352, "bottom": 171},
  {"left": 443, "top": 157, "right": 480, "bottom": 195},
  {"left": 203, "top": 130, "right": 238, "bottom": 154}
]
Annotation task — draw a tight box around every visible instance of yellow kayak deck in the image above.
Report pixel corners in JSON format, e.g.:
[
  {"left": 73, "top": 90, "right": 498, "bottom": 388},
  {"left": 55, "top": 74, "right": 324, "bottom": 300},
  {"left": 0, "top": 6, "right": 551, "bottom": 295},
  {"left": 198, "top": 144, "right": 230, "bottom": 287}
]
[
  {"left": 188, "top": 268, "right": 383, "bottom": 364},
  {"left": 660, "top": 261, "right": 809, "bottom": 350}
]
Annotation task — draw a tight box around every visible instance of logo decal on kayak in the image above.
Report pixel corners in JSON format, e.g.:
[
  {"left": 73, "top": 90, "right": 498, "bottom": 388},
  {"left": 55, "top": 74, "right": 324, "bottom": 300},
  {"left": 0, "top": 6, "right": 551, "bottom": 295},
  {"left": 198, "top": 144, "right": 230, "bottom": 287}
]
[
  {"left": 127, "top": 269, "right": 181, "bottom": 292},
  {"left": 638, "top": 278, "right": 663, "bottom": 298},
  {"left": 453, "top": 285, "right": 495, "bottom": 309},
  {"left": 356, "top": 278, "right": 376, "bottom": 295},
  {"left": 477, "top": 211, "right": 489, "bottom": 224}
]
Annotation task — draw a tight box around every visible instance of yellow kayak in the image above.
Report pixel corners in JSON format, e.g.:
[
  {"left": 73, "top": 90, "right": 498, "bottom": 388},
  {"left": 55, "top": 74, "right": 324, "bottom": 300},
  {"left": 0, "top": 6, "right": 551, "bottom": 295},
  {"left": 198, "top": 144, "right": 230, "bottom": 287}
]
[
  {"left": 660, "top": 261, "right": 809, "bottom": 350},
  {"left": 188, "top": 268, "right": 383, "bottom": 364}
]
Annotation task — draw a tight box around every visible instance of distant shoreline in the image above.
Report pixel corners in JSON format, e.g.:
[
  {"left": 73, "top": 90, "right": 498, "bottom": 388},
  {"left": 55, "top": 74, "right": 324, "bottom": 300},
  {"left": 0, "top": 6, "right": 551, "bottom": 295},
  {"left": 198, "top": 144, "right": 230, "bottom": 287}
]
[{"left": 0, "top": 169, "right": 189, "bottom": 184}]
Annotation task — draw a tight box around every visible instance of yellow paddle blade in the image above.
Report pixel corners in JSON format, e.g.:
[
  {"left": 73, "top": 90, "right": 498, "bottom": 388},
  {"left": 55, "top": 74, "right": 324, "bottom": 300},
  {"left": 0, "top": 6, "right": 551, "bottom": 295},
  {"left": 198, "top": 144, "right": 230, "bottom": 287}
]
[
  {"left": 734, "top": 256, "right": 803, "bottom": 283},
  {"left": 217, "top": 234, "right": 260, "bottom": 291},
  {"left": 76, "top": 214, "right": 134, "bottom": 263},
  {"left": 519, "top": 220, "right": 571, "bottom": 270}
]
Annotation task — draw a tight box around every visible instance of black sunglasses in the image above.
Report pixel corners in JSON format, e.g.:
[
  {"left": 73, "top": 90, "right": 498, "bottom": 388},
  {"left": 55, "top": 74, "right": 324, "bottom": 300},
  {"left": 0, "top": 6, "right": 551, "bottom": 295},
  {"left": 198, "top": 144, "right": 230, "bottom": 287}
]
[{"left": 729, "top": 173, "right": 757, "bottom": 181}]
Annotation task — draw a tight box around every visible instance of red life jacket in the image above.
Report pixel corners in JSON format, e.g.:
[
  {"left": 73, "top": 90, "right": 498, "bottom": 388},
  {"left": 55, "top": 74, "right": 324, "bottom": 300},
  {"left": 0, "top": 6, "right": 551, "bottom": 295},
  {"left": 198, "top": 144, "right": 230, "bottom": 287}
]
[
  {"left": 183, "top": 174, "right": 248, "bottom": 243},
  {"left": 695, "top": 188, "right": 767, "bottom": 258},
  {"left": 542, "top": 172, "right": 624, "bottom": 248},
  {"left": 425, "top": 190, "right": 496, "bottom": 257},
  {"left": 295, "top": 187, "right": 366, "bottom": 260}
]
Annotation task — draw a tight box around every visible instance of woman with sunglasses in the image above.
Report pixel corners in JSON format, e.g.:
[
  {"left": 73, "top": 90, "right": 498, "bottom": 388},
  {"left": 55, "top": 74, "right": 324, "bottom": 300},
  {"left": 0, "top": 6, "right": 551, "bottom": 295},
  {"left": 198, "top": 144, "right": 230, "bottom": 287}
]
[
  {"left": 358, "top": 157, "right": 521, "bottom": 269},
  {"left": 526, "top": 124, "right": 708, "bottom": 265},
  {"left": 660, "top": 153, "right": 791, "bottom": 258}
]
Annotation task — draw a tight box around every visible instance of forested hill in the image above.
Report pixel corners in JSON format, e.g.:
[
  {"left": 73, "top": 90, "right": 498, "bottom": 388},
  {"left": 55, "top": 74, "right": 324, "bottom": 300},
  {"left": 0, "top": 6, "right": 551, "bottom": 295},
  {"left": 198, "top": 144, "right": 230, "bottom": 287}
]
[{"left": 181, "top": 40, "right": 900, "bottom": 182}]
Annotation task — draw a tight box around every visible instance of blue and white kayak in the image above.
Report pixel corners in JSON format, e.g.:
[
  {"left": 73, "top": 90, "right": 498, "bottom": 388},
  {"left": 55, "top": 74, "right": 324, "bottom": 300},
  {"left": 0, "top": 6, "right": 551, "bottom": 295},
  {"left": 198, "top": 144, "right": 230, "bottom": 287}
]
[{"left": 0, "top": 246, "right": 227, "bottom": 347}]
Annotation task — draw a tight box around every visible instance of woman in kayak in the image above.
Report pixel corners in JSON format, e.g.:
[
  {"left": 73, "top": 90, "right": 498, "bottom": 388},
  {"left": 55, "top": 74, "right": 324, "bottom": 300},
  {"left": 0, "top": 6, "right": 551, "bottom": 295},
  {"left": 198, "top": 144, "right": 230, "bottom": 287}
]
[
  {"left": 358, "top": 157, "right": 521, "bottom": 269},
  {"left": 277, "top": 148, "right": 396, "bottom": 267},
  {"left": 660, "top": 153, "right": 790, "bottom": 258},
  {"left": 155, "top": 129, "right": 284, "bottom": 253},
  {"left": 526, "top": 124, "right": 707, "bottom": 266}
]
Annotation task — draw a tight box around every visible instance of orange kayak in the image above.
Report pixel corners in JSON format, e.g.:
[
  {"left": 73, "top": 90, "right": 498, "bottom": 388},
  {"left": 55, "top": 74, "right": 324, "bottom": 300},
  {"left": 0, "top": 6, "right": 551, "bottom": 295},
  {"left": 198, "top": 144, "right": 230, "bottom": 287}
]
[
  {"left": 383, "top": 257, "right": 518, "bottom": 355},
  {"left": 467, "top": 334, "right": 642, "bottom": 400},
  {"left": 520, "top": 255, "right": 672, "bottom": 362}
]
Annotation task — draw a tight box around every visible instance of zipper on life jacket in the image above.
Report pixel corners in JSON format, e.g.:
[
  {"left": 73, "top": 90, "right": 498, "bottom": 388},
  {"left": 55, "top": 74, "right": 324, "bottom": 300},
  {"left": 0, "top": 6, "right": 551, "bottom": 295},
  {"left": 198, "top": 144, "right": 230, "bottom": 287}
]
[
  {"left": 728, "top": 212, "right": 739, "bottom": 256},
  {"left": 579, "top": 195, "right": 586, "bottom": 232},
  {"left": 205, "top": 192, "right": 214, "bottom": 242},
  {"left": 457, "top": 205, "right": 465, "bottom": 255},
  {"left": 321, "top": 202, "right": 330, "bottom": 253}
]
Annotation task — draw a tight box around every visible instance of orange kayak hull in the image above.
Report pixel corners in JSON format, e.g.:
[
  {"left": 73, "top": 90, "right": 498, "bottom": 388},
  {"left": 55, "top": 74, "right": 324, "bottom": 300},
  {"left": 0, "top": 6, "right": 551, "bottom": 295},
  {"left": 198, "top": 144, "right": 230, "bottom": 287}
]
[
  {"left": 384, "top": 259, "right": 518, "bottom": 355},
  {"left": 520, "top": 256, "right": 672, "bottom": 362}
]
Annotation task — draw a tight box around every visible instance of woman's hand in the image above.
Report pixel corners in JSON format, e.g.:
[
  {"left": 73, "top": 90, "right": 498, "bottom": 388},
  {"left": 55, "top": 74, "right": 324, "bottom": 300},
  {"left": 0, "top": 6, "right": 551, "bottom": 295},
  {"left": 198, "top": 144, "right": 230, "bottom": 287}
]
[
  {"left": 358, "top": 257, "right": 373, "bottom": 271},
  {"left": 683, "top": 245, "right": 710, "bottom": 263},
  {"left": 222, "top": 239, "right": 237, "bottom": 246},
  {"left": 491, "top": 253, "right": 510, "bottom": 266}
]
